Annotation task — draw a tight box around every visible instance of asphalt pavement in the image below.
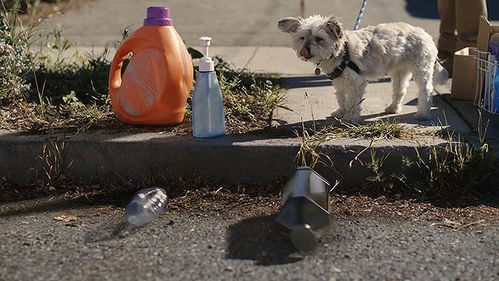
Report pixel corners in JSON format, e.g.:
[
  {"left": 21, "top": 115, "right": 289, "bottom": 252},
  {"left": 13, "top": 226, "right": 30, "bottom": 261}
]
[{"left": 0, "top": 196, "right": 498, "bottom": 281}]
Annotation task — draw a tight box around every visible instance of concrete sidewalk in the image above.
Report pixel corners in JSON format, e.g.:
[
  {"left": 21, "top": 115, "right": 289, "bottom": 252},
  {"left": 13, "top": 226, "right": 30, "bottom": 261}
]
[
  {"left": 274, "top": 77, "right": 470, "bottom": 134},
  {"left": 41, "top": 0, "right": 448, "bottom": 47}
]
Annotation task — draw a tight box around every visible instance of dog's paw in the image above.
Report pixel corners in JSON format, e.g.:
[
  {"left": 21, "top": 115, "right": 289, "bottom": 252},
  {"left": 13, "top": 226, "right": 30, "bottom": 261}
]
[
  {"left": 342, "top": 113, "right": 363, "bottom": 124},
  {"left": 413, "top": 112, "right": 430, "bottom": 121},
  {"left": 343, "top": 117, "right": 364, "bottom": 124},
  {"left": 384, "top": 104, "right": 401, "bottom": 114},
  {"left": 330, "top": 109, "right": 345, "bottom": 119}
]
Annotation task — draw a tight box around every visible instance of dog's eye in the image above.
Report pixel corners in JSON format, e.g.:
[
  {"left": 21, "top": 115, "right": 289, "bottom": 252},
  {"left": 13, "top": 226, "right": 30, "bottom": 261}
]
[
  {"left": 316, "top": 37, "right": 324, "bottom": 42},
  {"left": 299, "top": 36, "right": 305, "bottom": 41}
]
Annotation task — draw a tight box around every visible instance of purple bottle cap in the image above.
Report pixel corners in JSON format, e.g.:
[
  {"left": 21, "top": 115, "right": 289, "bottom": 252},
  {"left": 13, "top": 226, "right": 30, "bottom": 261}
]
[{"left": 144, "top": 7, "right": 173, "bottom": 26}]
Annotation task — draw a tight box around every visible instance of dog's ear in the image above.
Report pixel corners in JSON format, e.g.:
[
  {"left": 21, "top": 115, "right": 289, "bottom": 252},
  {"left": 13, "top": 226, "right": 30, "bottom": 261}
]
[
  {"left": 278, "top": 17, "right": 301, "bottom": 33},
  {"left": 326, "top": 16, "right": 343, "bottom": 39}
]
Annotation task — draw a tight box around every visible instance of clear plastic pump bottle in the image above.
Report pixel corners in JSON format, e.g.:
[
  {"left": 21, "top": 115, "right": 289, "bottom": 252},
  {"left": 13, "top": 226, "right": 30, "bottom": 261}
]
[
  {"left": 192, "top": 37, "right": 226, "bottom": 138},
  {"left": 125, "top": 187, "right": 168, "bottom": 226}
]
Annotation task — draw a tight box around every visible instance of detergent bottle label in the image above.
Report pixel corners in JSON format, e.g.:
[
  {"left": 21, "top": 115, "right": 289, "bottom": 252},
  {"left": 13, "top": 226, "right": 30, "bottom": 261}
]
[{"left": 119, "top": 49, "right": 165, "bottom": 116}]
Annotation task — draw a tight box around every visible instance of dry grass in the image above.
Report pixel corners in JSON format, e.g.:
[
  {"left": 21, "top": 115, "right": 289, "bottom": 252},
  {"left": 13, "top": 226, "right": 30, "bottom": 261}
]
[
  {"left": 0, "top": 100, "right": 119, "bottom": 133},
  {"left": 0, "top": 55, "right": 283, "bottom": 135},
  {"left": 341, "top": 119, "right": 415, "bottom": 139}
]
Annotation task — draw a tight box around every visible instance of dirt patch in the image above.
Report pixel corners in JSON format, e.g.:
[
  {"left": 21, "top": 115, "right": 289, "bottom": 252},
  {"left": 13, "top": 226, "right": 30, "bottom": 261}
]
[
  {"left": 1, "top": 184, "right": 497, "bottom": 229},
  {"left": 165, "top": 190, "right": 499, "bottom": 229},
  {"left": 329, "top": 194, "right": 499, "bottom": 227}
]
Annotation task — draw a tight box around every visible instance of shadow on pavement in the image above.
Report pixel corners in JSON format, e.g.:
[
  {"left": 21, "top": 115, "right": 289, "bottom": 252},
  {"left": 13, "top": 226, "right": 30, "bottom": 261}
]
[
  {"left": 405, "top": 0, "right": 499, "bottom": 21},
  {"left": 280, "top": 76, "right": 392, "bottom": 90},
  {"left": 0, "top": 190, "right": 130, "bottom": 218},
  {"left": 488, "top": 0, "right": 499, "bottom": 20},
  {"left": 225, "top": 214, "right": 303, "bottom": 266},
  {"left": 405, "top": 0, "right": 439, "bottom": 19},
  {"left": 273, "top": 106, "right": 462, "bottom": 134},
  {"left": 84, "top": 220, "right": 142, "bottom": 243},
  {"left": 280, "top": 76, "right": 332, "bottom": 89}
]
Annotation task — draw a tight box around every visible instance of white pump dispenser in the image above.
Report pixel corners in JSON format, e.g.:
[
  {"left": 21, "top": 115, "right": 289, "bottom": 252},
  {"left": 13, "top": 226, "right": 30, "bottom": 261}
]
[{"left": 199, "top": 37, "right": 214, "bottom": 72}]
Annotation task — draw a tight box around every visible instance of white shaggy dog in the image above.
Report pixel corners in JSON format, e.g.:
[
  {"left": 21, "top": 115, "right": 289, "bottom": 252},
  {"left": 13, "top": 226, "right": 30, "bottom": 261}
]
[{"left": 278, "top": 15, "right": 448, "bottom": 122}]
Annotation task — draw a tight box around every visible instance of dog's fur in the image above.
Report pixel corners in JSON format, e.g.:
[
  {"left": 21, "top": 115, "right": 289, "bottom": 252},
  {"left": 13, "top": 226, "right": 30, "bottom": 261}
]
[{"left": 278, "top": 15, "right": 448, "bottom": 121}]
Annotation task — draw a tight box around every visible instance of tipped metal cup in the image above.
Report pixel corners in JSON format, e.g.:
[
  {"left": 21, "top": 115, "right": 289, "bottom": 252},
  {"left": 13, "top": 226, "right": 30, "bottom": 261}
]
[
  {"left": 290, "top": 224, "right": 317, "bottom": 254},
  {"left": 276, "top": 167, "right": 331, "bottom": 253}
]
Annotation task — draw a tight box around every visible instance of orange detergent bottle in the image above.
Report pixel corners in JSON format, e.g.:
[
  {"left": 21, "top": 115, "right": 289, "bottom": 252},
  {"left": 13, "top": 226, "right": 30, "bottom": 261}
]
[{"left": 109, "top": 7, "right": 193, "bottom": 125}]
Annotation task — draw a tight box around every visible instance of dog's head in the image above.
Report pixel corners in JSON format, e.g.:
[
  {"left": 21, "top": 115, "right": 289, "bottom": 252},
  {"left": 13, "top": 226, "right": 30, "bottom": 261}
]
[{"left": 278, "top": 15, "right": 345, "bottom": 63}]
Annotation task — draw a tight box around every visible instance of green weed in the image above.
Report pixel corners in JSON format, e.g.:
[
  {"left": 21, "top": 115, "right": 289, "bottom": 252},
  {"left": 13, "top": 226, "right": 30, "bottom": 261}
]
[
  {"left": 412, "top": 134, "right": 495, "bottom": 201},
  {"left": 0, "top": 3, "right": 34, "bottom": 103},
  {"left": 357, "top": 112, "right": 497, "bottom": 201},
  {"left": 38, "top": 137, "right": 72, "bottom": 184},
  {"left": 295, "top": 126, "right": 335, "bottom": 169},
  {"left": 344, "top": 119, "right": 413, "bottom": 139},
  {"left": 212, "top": 58, "right": 284, "bottom": 132}
]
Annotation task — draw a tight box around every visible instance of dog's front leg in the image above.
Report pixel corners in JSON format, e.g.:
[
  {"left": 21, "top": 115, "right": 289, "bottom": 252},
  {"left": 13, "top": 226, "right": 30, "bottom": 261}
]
[
  {"left": 331, "top": 88, "right": 347, "bottom": 119},
  {"left": 342, "top": 80, "right": 367, "bottom": 123}
]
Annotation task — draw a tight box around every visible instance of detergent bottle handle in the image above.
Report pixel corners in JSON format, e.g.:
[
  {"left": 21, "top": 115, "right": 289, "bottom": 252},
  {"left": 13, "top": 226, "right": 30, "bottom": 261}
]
[{"left": 109, "top": 39, "right": 136, "bottom": 95}]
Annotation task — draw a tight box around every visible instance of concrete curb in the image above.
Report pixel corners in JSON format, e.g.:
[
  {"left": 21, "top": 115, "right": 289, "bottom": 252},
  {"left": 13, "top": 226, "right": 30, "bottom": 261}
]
[{"left": 0, "top": 130, "right": 448, "bottom": 188}]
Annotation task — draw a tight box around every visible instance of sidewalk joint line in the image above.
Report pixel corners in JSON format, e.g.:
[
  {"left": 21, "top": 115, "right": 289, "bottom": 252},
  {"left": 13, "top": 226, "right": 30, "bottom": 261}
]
[{"left": 244, "top": 47, "right": 260, "bottom": 69}]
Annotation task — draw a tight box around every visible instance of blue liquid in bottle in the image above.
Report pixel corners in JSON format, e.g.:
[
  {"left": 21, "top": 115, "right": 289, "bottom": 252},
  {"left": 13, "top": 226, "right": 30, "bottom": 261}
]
[{"left": 192, "top": 37, "right": 226, "bottom": 138}]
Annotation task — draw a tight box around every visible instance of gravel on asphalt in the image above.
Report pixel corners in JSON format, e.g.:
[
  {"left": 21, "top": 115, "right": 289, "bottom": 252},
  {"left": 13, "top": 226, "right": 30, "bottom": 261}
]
[{"left": 1, "top": 191, "right": 498, "bottom": 281}]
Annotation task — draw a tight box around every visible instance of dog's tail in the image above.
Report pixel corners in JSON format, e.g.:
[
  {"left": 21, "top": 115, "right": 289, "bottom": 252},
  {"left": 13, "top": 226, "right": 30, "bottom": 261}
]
[{"left": 433, "top": 61, "right": 448, "bottom": 86}]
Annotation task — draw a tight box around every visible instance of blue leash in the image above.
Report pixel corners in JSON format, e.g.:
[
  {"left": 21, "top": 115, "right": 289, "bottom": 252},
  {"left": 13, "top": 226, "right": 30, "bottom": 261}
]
[{"left": 353, "top": 0, "right": 369, "bottom": 30}]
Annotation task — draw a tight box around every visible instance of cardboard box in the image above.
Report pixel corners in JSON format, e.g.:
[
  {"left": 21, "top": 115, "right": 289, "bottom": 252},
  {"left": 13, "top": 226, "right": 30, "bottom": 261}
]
[
  {"left": 477, "top": 16, "right": 499, "bottom": 54},
  {"left": 451, "top": 47, "right": 477, "bottom": 101},
  {"left": 452, "top": 17, "right": 499, "bottom": 101}
]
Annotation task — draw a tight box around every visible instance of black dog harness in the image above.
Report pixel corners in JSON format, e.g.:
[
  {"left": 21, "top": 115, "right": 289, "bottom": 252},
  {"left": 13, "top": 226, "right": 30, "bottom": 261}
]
[{"left": 325, "top": 44, "right": 361, "bottom": 80}]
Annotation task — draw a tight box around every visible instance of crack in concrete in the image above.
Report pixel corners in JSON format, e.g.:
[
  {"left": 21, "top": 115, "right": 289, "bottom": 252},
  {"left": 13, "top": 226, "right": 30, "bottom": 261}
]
[{"left": 244, "top": 47, "right": 260, "bottom": 69}]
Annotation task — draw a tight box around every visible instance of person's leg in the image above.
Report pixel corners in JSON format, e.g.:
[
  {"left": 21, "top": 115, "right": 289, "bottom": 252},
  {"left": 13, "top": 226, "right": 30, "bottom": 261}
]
[
  {"left": 437, "top": 0, "right": 457, "bottom": 60},
  {"left": 455, "top": 0, "right": 488, "bottom": 50}
]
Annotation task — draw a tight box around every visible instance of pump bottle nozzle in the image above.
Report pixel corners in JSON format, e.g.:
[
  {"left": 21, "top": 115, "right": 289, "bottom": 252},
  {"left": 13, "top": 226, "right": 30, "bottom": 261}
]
[
  {"left": 200, "top": 37, "right": 212, "bottom": 58},
  {"left": 199, "top": 37, "right": 214, "bottom": 72}
]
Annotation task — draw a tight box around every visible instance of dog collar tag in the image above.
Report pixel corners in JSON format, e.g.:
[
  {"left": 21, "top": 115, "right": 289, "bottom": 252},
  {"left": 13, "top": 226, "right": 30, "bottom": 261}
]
[{"left": 314, "top": 67, "right": 321, "bottom": 76}]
